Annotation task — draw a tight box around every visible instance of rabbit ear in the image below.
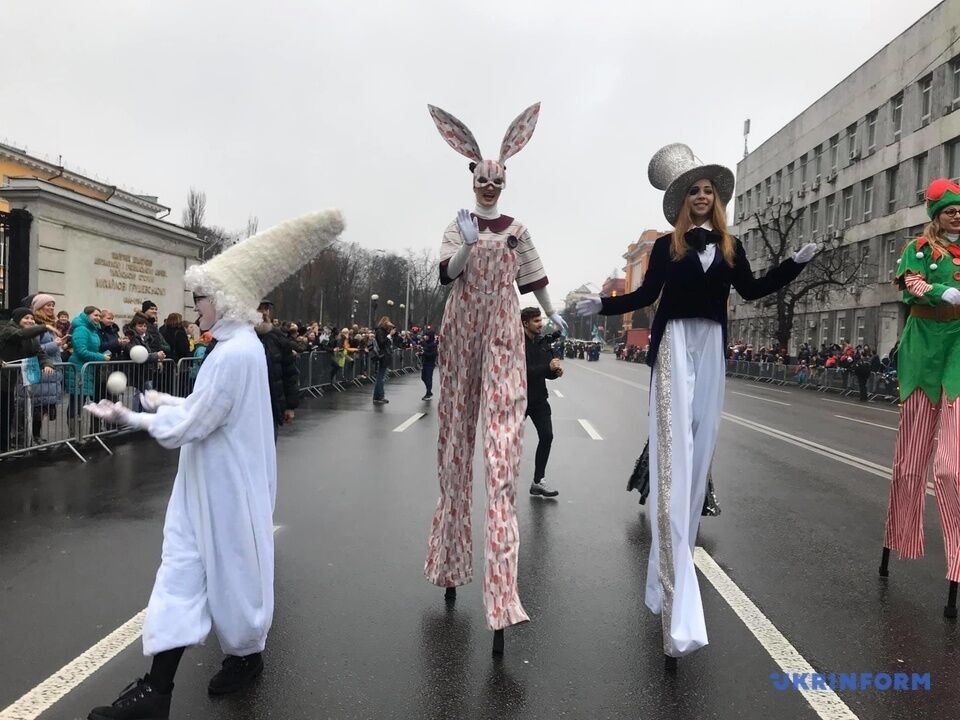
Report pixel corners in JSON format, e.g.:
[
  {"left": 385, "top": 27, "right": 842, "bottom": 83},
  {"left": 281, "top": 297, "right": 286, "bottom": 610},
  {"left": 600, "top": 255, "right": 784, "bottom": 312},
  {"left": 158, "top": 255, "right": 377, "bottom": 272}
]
[
  {"left": 499, "top": 102, "right": 541, "bottom": 164},
  {"left": 428, "top": 105, "right": 483, "bottom": 163}
]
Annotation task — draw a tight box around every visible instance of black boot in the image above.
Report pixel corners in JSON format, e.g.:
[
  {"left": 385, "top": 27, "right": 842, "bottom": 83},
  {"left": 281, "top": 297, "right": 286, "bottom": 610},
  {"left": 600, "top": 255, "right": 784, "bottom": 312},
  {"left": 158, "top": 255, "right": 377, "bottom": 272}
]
[
  {"left": 208, "top": 653, "right": 264, "bottom": 695},
  {"left": 88, "top": 675, "right": 171, "bottom": 720}
]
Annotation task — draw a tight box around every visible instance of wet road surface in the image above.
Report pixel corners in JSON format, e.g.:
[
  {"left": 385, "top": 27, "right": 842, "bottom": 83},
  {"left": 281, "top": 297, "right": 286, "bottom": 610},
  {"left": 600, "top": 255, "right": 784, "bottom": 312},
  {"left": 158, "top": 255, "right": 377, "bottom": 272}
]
[{"left": 1, "top": 358, "right": 957, "bottom": 719}]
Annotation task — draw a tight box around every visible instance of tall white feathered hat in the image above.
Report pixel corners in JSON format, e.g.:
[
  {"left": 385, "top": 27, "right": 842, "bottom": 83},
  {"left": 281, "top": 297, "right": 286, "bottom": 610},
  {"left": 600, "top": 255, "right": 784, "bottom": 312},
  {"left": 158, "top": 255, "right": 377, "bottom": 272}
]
[{"left": 184, "top": 209, "right": 345, "bottom": 323}]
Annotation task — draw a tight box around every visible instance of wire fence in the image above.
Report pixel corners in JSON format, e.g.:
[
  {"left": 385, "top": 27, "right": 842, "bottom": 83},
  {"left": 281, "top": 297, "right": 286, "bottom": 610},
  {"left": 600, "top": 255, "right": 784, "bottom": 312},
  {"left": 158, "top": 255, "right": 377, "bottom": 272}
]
[
  {"left": 0, "top": 348, "right": 419, "bottom": 463},
  {"left": 724, "top": 359, "right": 900, "bottom": 403}
]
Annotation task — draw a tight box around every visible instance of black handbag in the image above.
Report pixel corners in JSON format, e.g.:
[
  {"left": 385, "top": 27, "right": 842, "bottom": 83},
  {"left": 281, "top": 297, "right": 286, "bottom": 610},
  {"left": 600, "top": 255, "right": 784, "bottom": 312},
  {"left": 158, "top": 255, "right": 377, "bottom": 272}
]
[{"left": 628, "top": 440, "right": 721, "bottom": 516}]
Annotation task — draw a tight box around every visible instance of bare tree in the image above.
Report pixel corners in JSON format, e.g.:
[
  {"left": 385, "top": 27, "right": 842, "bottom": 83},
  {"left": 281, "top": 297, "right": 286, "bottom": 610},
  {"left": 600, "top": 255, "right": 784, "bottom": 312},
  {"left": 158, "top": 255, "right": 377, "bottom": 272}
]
[
  {"left": 245, "top": 215, "right": 259, "bottom": 239},
  {"left": 747, "top": 200, "right": 874, "bottom": 351},
  {"left": 182, "top": 188, "right": 206, "bottom": 233}
]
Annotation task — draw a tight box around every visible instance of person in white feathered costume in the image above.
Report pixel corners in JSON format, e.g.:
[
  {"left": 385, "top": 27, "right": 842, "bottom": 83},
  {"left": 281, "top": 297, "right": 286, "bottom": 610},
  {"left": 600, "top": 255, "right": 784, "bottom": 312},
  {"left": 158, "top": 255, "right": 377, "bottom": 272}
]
[{"left": 84, "top": 209, "right": 344, "bottom": 720}]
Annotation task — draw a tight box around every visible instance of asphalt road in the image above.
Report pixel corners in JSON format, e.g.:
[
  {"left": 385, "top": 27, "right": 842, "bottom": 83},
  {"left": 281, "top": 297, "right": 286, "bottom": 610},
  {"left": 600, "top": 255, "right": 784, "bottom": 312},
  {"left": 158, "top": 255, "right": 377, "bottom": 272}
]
[{"left": 1, "top": 357, "right": 957, "bottom": 719}]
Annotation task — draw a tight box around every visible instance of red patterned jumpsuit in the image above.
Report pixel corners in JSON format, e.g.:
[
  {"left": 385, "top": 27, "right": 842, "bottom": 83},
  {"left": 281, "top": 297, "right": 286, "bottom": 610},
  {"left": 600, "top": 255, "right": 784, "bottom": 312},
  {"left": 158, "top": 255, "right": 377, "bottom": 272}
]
[{"left": 425, "top": 213, "right": 547, "bottom": 630}]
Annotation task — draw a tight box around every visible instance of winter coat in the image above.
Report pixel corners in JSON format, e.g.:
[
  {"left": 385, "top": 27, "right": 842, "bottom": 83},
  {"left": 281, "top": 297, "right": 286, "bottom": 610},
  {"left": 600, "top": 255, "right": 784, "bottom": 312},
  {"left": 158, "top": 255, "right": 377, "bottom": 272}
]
[
  {"left": 160, "top": 325, "right": 191, "bottom": 363},
  {"left": 97, "top": 323, "right": 126, "bottom": 359},
  {"left": 256, "top": 323, "right": 300, "bottom": 426},
  {"left": 68, "top": 312, "right": 108, "bottom": 396}
]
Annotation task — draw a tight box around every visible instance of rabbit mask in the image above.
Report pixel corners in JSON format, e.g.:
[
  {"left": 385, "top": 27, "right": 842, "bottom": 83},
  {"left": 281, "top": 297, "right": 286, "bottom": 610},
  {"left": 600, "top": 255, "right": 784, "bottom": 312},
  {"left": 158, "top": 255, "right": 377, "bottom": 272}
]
[{"left": 428, "top": 103, "right": 541, "bottom": 189}]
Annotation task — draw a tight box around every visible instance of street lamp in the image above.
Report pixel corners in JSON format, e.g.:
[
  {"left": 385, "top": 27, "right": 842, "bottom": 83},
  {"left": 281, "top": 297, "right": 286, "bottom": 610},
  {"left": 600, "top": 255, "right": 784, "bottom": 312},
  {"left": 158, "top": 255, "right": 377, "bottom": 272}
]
[{"left": 369, "top": 293, "right": 379, "bottom": 328}]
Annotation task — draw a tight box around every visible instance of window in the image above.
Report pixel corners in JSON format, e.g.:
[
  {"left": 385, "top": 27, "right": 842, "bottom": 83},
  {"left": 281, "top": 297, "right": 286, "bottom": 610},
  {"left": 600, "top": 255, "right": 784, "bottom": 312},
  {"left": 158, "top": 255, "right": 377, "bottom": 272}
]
[
  {"left": 914, "top": 153, "right": 928, "bottom": 203},
  {"left": 847, "top": 123, "right": 858, "bottom": 159},
  {"left": 797, "top": 215, "right": 805, "bottom": 243},
  {"left": 920, "top": 75, "right": 932, "bottom": 125},
  {"left": 829, "top": 135, "right": 839, "bottom": 172},
  {"left": 800, "top": 155, "right": 808, "bottom": 184},
  {"left": 745, "top": 189, "right": 752, "bottom": 213},
  {"left": 891, "top": 93, "right": 903, "bottom": 139},
  {"left": 952, "top": 58, "right": 960, "bottom": 104},
  {"left": 855, "top": 314, "right": 865, "bottom": 346},
  {"left": 836, "top": 315, "right": 847, "bottom": 346},
  {"left": 886, "top": 167, "right": 899, "bottom": 214},
  {"left": 866, "top": 111, "right": 878, "bottom": 150},
  {"left": 775, "top": 170, "right": 783, "bottom": 198},
  {"left": 947, "top": 137, "right": 960, "bottom": 181},
  {"left": 815, "top": 145, "right": 823, "bottom": 182},
  {"left": 820, "top": 314, "right": 830, "bottom": 346},
  {"left": 810, "top": 201, "right": 819, "bottom": 240},
  {"left": 883, "top": 233, "right": 898, "bottom": 278},
  {"left": 842, "top": 187, "right": 854, "bottom": 223},
  {"left": 862, "top": 178, "right": 874, "bottom": 220},
  {"left": 765, "top": 177, "right": 772, "bottom": 201},
  {"left": 826, "top": 195, "right": 836, "bottom": 232},
  {"left": 787, "top": 162, "right": 795, "bottom": 193}
]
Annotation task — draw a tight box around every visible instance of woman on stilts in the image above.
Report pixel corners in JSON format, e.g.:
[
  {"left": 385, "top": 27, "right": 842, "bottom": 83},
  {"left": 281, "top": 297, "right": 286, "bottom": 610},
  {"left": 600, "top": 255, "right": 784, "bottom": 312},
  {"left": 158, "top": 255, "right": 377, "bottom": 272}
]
[
  {"left": 423, "top": 102, "right": 567, "bottom": 655},
  {"left": 578, "top": 143, "right": 816, "bottom": 666},
  {"left": 880, "top": 178, "right": 960, "bottom": 619}
]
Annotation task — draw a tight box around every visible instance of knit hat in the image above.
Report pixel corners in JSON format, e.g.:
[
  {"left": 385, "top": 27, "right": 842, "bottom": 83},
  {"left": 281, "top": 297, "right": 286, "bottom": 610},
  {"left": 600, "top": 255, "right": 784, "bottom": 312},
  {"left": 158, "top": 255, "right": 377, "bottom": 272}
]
[
  {"left": 926, "top": 178, "right": 960, "bottom": 219},
  {"left": 31, "top": 293, "right": 56, "bottom": 312},
  {"left": 184, "top": 209, "right": 344, "bottom": 324},
  {"left": 141, "top": 300, "right": 158, "bottom": 312},
  {"left": 11, "top": 307, "right": 33, "bottom": 324}
]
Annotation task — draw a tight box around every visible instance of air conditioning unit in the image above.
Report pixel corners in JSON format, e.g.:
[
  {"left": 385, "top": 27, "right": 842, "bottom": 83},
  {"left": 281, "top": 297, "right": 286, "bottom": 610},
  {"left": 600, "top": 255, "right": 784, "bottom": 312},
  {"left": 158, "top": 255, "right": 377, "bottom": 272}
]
[
  {"left": 808, "top": 319, "right": 817, "bottom": 328},
  {"left": 826, "top": 171, "right": 838, "bottom": 183},
  {"left": 811, "top": 179, "right": 821, "bottom": 191},
  {"left": 916, "top": 189, "right": 926, "bottom": 203},
  {"left": 766, "top": 195, "right": 774, "bottom": 205},
  {"left": 796, "top": 188, "right": 805, "bottom": 199},
  {"left": 833, "top": 229, "right": 844, "bottom": 240},
  {"left": 849, "top": 148, "right": 861, "bottom": 161}
]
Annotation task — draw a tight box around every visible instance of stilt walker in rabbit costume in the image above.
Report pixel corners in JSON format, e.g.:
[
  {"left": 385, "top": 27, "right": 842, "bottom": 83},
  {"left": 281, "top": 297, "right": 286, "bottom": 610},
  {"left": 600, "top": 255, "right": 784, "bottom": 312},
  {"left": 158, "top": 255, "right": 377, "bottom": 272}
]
[
  {"left": 83, "top": 210, "right": 345, "bottom": 720},
  {"left": 880, "top": 178, "right": 960, "bottom": 619},
  {"left": 423, "top": 102, "right": 568, "bottom": 655},
  {"left": 577, "top": 144, "right": 816, "bottom": 665}
]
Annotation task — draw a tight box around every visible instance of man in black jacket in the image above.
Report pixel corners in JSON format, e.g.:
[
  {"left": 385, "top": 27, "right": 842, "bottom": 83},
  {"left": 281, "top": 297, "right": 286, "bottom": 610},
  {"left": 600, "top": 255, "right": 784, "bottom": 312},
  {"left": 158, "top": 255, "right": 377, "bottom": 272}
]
[
  {"left": 522, "top": 307, "right": 563, "bottom": 498},
  {"left": 258, "top": 301, "right": 299, "bottom": 440}
]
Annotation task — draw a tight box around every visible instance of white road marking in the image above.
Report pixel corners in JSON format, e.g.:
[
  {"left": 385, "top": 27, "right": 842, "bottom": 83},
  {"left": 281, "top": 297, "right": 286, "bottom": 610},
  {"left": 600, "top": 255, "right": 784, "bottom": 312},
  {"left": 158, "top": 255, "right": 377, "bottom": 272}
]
[
  {"left": 0, "top": 525, "right": 286, "bottom": 719},
  {"left": 823, "top": 398, "right": 899, "bottom": 415},
  {"left": 732, "top": 383, "right": 792, "bottom": 394},
  {"left": 695, "top": 548, "right": 859, "bottom": 720},
  {"left": 731, "top": 391, "right": 792, "bottom": 406},
  {"left": 578, "top": 419, "right": 603, "bottom": 440},
  {"left": 392, "top": 413, "right": 426, "bottom": 433},
  {"left": 568, "top": 363, "right": 650, "bottom": 391},
  {"left": 554, "top": 390, "right": 564, "bottom": 398},
  {"left": 834, "top": 415, "right": 897, "bottom": 431}
]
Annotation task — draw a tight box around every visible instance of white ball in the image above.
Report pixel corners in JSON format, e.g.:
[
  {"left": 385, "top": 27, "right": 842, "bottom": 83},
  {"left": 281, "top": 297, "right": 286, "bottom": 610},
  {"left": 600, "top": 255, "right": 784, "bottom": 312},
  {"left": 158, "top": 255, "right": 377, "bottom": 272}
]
[
  {"left": 106, "top": 371, "right": 127, "bottom": 396},
  {"left": 129, "top": 345, "right": 149, "bottom": 364}
]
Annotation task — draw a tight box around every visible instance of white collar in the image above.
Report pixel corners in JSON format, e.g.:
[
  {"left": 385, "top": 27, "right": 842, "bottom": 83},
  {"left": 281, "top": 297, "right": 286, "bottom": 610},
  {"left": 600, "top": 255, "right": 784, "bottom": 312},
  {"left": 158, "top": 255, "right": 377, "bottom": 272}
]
[
  {"left": 695, "top": 221, "right": 714, "bottom": 231},
  {"left": 947, "top": 233, "right": 959, "bottom": 242}
]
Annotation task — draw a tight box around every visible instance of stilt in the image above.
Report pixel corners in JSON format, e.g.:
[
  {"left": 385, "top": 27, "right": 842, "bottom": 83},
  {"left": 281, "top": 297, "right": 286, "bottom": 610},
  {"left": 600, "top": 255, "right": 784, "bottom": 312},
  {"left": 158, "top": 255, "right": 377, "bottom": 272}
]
[
  {"left": 945, "top": 581, "right": 958, "bottom": 619},
  {"left": 444, "top": 587, "right": 456, "bottom": 602},
  {"left": 664, "top": 655, "right": 678, "bottom": 672},
  {"left": 879, "top": 547, "right": 890, "bottom": 578},
  {"left": 492, "top": 629, "right": 504, "bottom": 656}
]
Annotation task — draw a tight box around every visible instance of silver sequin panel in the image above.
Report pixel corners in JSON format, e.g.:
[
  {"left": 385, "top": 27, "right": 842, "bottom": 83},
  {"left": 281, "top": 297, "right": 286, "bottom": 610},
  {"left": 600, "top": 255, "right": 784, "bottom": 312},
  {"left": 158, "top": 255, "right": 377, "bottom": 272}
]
[{"left": 654, "top": 323, "right": 675, "bottom": 656}]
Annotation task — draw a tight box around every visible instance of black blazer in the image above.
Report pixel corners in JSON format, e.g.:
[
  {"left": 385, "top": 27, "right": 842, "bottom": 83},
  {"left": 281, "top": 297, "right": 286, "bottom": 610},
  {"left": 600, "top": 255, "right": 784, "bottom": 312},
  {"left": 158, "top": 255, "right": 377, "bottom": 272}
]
[{"left": 600, "top": 231, "right": 805, "bottom": 367}]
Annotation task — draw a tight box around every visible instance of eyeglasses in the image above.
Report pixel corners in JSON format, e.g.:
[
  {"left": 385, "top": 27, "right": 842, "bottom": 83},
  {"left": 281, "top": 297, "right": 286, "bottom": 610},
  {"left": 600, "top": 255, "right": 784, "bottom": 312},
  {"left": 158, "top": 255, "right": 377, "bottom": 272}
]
[{"left": 941, "top": 208, "right": 960, "bottom": 217}]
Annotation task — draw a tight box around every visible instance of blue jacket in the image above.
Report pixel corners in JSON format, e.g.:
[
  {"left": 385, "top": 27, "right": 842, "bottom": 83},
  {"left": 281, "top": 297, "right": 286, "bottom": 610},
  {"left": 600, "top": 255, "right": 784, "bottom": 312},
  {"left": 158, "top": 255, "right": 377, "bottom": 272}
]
[{"left": 68, "top": 312, "right": 107, "bottom": 396}]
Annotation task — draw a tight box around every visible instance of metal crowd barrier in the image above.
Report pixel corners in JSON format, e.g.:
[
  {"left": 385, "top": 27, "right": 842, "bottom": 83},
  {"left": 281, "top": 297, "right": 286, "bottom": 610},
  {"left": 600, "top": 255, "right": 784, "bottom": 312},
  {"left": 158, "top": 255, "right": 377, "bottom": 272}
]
[
  {"left": 0, "top": 347, "right": 425, "bottom": 463},
  {"left": 724, "top": 359, "right": 899, "bottom": 403}
]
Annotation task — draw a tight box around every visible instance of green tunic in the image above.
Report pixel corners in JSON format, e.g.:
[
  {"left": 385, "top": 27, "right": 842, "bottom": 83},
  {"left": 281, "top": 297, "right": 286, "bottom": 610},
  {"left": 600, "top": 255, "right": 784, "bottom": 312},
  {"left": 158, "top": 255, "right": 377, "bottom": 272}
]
[{"left": 896, "top": 237, "right": 960, "bottom": 403}]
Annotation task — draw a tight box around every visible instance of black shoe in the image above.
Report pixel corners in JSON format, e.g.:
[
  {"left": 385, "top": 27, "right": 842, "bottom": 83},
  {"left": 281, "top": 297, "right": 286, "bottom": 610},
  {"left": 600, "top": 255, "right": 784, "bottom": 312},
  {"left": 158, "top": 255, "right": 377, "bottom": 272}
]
[
  {"left": 529, "top": 480, "right": 559, "bottom": 498},
  {"left": 373, "top": 398, "right": 386, "bottom": 405},
  {"left": 382, "top": 398, "right": 390, "bottom": 403},
  {"left": 422, "top": 393, "right": 433, "bottom": 400},
  {"left": 208, "top": 653, "right": 264, "bottom": 695},
  {"left": 88, "top": 675, "right": 171, "bottom": 719}
]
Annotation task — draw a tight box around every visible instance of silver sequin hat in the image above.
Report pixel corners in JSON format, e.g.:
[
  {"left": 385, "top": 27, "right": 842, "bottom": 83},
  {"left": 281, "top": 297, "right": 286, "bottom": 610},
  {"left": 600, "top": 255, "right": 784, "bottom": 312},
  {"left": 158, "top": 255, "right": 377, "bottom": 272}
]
[{"left": 648, "top": 143, "right": 735, "bottom": 226}]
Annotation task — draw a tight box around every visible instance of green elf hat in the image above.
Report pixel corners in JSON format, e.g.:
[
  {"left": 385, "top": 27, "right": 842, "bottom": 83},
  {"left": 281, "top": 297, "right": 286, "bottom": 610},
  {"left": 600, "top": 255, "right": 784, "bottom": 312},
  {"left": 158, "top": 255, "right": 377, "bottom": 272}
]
[{"left": 925, "top": 178, "right": 960, "bottom": 219}]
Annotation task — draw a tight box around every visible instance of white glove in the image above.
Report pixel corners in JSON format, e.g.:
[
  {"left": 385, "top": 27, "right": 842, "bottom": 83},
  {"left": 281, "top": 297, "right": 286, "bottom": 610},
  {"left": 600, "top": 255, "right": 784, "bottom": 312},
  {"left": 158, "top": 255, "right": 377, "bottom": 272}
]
[
  {"left": 455, "top": 208, "right": 480, "bottom": 246},
  {"left": 943, "top": 287, "right": 960, "bottom": 305},
  {"left": 793, "top": 243, "right": 817, "bottom": 264},
  {"left": 139, "top": 390, "right": 184, "bottom": 412},
  {"left": 549, "top": 313, "right": 569, "bottom": 336},
  {"left": 84, "top": 399, "right": 150, "bottom": 429},
  {"left": 576, "top": 297, "right": 603, "bottom": 316}
]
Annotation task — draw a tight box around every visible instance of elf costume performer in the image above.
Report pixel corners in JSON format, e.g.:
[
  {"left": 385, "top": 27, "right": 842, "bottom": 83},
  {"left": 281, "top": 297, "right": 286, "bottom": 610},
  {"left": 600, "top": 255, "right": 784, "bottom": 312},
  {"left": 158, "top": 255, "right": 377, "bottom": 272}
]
[
  {"left": 423, "top": 102, "right": 567, "bottom": 655},
  {"left": 577, "top": 143, "right": 816, "bottom": 666},
  {"left": 881, "top": 178, "right": 960, "bottom": 619},
  {"left": 84, "top": 209, "right": 345, "bottom": 720}
]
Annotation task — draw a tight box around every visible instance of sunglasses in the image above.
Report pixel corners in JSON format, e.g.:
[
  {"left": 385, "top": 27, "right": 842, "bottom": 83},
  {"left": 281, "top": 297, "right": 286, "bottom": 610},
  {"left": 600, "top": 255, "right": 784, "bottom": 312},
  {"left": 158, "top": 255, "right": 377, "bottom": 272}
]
[{"left": 192, "top": 294, "right": 208, "bottom": 304}]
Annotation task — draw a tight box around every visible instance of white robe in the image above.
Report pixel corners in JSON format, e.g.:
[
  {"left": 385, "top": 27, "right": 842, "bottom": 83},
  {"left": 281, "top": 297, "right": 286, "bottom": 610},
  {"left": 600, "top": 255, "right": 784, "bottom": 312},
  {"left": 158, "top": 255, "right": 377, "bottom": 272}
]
[{"left": 141, "top": 320, "right": 277, "bottom": 657}]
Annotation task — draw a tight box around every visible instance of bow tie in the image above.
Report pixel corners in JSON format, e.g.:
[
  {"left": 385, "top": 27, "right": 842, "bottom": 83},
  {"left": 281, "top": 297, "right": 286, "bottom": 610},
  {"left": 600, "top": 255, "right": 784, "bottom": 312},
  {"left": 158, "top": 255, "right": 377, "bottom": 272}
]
[{"left": 685, "top": 227, "right": 720, "bottom": 253}]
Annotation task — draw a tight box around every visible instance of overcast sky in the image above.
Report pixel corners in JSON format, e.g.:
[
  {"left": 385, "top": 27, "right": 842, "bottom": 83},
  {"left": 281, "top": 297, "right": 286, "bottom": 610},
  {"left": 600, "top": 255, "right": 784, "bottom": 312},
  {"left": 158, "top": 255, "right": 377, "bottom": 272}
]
[{"left": 1, "top": 0, "right": 943, "bottom": 303}]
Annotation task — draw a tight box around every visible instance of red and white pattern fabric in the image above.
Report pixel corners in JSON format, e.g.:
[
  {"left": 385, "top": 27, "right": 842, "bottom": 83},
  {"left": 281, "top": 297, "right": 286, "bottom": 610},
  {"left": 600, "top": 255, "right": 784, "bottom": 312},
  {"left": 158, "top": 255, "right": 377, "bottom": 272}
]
[
  {"left": 904, "top": 271, "right": 934, "bottom": 297},
  {"left": 885, "top": 389, "right": 960, "bottom": 581},
  {"left": 425, "top": 228, "right": 530, "bottom": 630},
  {"left": 440, "top": 216, "right": 547, "bottom": 294}
]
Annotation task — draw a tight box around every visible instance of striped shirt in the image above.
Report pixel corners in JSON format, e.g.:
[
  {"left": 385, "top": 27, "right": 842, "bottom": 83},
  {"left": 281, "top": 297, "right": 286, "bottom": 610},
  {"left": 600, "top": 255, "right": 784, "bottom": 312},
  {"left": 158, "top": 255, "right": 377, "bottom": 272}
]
[{"left": 439, "top": 215, "right": 548, "bottom": 293}]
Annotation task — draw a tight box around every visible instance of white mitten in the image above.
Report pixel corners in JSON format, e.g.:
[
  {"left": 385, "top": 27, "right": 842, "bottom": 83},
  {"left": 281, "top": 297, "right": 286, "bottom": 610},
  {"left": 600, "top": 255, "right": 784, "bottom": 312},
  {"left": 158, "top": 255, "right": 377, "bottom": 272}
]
[
  {"left": 84, "top": 399, "right": 150, "bottom": 429},
  {"left": 455, "top": 208, "right": 480, "bottom": 245},
  {"left": 576, "top": 297, "right": 603, "bottom": 316},
  {"left": 549, "top": 313, "right": 569, "bottom": 335},
  {"left": 793, "top": 243, "right": 817, "bottom": 264},
  {"left": 942, "top": 287, "right": 960, "bottom": 305},
  {"left": 139, "top": 390, "right": 183, "bottom": 412}
]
